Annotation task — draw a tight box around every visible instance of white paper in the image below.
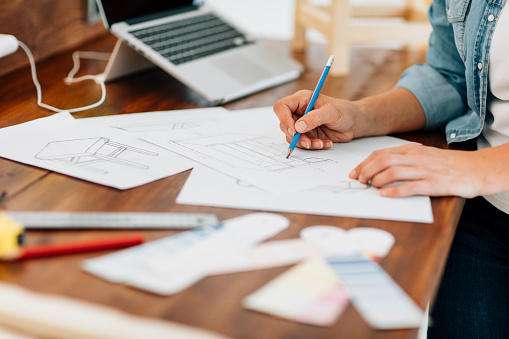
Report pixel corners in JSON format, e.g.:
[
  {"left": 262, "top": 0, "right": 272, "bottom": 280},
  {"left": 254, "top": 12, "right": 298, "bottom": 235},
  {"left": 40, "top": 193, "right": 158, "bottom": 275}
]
[
  {"left": 0, "top": 112, "right": 194, "bottom": 189},
  {"left": 81, "top": 107, "right": 233, "bottom": 136},
  {"left": 177, "top": 165, "right": 433, "bottom": 223}
]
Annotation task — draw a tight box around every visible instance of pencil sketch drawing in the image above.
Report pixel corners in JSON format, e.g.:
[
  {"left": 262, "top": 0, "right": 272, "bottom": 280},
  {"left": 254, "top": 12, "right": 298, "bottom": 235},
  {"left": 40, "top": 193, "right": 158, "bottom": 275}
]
[
  {"left": 35, "top": 137, "right": 159, "bottom": 174},
  {"left": 171, "top": 133, "right": 334, "bottom": 172},
  {"left": 110, "top": 117, "right": 215, "bottom": 133}
]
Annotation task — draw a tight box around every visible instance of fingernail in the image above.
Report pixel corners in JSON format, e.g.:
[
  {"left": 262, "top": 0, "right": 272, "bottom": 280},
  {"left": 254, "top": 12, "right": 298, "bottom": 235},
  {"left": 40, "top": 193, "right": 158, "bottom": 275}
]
[
  {"left": 325, "top": 141, "right": 332, "bottom": 148},
  {"left": 312, "top": 140, "right": 323, "bottom": 149},
  {"left": 349, "top": 169, "right": 356, "bottom": 177},
  {"left": 303, "top": 141, "right": 310, "bottom": 149},
  {"left": 287, "top": 128, "right": 295, "bottom": 136},
  {"left": 295, "top": 121, "right": 307, "bottom": 133}
]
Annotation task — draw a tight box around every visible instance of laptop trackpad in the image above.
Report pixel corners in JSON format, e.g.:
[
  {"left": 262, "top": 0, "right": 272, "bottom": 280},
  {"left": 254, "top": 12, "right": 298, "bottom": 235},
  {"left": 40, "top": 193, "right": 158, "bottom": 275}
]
[{"left": 212, "top": 55, "right": 271, "bottom": 85}]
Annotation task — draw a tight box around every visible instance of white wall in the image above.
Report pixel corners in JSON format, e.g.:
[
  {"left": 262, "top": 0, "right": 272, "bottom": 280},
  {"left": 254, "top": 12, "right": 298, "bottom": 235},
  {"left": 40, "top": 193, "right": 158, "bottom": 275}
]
[
  {"left": 206, "top": 0, "right": 327, "bottom": 42},
  {"left": 206, "top": 0, "right": 409, "bottom": 42}
]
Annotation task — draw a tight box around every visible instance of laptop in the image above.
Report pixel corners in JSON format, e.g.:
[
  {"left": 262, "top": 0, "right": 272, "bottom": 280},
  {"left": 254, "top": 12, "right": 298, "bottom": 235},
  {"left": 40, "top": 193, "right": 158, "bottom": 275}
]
[{"left": 96, "top": 0, "right": 303, "bottom": 104}]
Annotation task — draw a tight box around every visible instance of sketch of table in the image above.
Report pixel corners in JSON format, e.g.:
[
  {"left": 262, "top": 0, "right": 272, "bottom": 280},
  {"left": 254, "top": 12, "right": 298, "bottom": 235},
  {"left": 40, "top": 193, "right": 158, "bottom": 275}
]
[{"left": 35, "top": 137, "right": 158, "bottom": 174}]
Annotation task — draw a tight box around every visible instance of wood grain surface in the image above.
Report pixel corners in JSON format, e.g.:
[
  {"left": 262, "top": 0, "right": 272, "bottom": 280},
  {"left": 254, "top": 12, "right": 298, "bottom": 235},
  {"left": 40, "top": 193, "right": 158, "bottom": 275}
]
[{"left": 0, "top": 1, "right": 107, "bottom": 77}]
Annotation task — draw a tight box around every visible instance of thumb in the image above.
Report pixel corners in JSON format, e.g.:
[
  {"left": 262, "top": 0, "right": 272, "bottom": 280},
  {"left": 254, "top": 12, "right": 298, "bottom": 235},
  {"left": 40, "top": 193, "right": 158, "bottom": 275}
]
[{"left": 294, "top": 107, "right": 330, "bottom": 133}]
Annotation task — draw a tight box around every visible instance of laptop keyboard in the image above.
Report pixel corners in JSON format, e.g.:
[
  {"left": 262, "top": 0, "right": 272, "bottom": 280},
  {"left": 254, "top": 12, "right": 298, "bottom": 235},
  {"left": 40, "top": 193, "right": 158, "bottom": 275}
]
[{"left": 131, "top": 13, "right": 252, "bottom": 66}]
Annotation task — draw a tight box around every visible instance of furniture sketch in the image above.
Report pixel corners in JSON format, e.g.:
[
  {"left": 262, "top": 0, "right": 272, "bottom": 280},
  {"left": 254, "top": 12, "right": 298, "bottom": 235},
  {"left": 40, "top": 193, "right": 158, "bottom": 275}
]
[
  {"left": 292, "top": 0, "right": 432, "bottom": 76},
  {"left": 35, "top": 137, "right": 159, "bottom": 174},
  {"left": 172, "top": 133, "right": 334, "bottom": 171}
]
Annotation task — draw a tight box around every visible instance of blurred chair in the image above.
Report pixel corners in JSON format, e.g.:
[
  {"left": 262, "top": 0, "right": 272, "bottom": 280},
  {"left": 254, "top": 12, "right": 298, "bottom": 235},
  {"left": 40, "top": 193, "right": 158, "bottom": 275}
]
[{"left": 292, "top": 0, "right": 432, "bottom": 76}]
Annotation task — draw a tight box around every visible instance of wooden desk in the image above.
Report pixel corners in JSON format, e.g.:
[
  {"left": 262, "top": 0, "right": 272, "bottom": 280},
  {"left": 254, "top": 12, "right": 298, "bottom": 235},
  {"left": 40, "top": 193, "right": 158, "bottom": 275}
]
[{"left": 0, "top": 36, "right": 464, "bottom": 339}]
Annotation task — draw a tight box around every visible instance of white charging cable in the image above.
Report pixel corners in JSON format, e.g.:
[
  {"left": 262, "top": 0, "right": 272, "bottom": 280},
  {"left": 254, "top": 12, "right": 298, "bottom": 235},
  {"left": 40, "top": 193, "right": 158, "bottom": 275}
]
[{"left": 17, "top": 40, "right": 110, "bottom": 113}]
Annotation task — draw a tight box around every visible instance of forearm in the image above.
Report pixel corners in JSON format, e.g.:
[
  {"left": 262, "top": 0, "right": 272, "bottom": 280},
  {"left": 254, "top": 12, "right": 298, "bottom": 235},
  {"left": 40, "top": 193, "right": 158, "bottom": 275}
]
[{"left": 352, "top": 87, "right": 426, "bottom": 138}]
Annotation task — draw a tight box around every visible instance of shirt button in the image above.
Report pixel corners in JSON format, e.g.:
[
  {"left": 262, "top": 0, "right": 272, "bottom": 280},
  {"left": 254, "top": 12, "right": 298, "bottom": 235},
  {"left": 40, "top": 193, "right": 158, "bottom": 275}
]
[
  {"left": 478, "top": 62, "right": 483, "bottom": 70},
  {"left": 450, "top": 133, "right": 457, "bottom": 139},
  {"left": 488, "top": 14, "right": 495, "bottom": 22}
]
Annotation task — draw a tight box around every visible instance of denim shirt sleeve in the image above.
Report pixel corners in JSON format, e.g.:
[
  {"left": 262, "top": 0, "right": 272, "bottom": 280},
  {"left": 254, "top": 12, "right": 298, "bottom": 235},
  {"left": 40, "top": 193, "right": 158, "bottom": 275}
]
[{"left": 396, "top": 0, "right": 468, "bottom": 130}]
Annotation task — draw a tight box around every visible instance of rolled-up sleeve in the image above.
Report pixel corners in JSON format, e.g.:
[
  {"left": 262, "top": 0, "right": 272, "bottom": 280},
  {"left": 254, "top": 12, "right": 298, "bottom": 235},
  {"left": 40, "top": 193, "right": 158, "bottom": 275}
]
[{"left": 396, "top": 0, "right": 468, "bottom": 130}]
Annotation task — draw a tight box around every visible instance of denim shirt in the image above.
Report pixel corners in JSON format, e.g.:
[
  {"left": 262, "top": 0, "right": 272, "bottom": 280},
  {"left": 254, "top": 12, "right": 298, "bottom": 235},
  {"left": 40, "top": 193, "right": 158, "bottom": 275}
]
[{"left": 396, "top": 0, "right": 507, "bottom": 144}]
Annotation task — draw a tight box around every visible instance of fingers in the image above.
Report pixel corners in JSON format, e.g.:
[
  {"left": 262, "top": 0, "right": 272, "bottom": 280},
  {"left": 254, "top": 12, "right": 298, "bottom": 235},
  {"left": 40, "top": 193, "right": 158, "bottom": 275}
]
[
  {"left": 348, "top": 144, "right": 451, "bottom": 197},
  {"left": 301, "top": 137, "right": 333, "bottom": 150},
  {"left": 274, "top": 90, "right": 313, "bottom": 139},
  {"left": 350, "top": 145, "right": 416, "bottom": 184},
  {"left": 285, "top": 133, "right": 333, "bottom": 150}
]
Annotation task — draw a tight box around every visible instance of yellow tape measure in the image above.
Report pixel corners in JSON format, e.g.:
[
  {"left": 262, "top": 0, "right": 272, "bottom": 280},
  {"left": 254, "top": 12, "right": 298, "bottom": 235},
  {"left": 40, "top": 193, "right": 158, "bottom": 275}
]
[{"left": 0, "top": 212, "right": 24, "bottom": 257}]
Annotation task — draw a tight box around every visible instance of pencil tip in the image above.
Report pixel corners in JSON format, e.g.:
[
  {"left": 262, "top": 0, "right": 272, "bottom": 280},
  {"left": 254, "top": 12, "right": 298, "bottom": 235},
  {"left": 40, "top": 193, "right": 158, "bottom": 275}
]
[{"left": 286, "top": 149, "right": 292, "bottom": 159}]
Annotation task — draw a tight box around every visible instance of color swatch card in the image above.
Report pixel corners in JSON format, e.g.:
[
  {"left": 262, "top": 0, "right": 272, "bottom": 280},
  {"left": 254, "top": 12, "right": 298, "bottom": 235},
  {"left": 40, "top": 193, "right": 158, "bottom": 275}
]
[
  {"left": 82, "top": 213, "right": 289, "bottom": 295},
  {"left": 299, "top": 226, "right": 395, "bottom": 258},
  {"left": 147, "top": 238, "right": 326, "bottom": 278},
  {"left": 241, "top": 227, "right": 396, "bottom": 327},
  {"left": 146, "top": 226, "right": 395, "bottom": 278},
  {"left": 243, "top": 258, "right": 350, "bottom": 327},
  {"left": 327, "top": 254, "right": 425, "bottom": 329}
]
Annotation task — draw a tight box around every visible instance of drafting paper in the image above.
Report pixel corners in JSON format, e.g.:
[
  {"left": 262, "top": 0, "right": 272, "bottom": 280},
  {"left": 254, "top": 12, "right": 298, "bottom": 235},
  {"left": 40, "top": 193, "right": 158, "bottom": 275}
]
[
  {"left": 0, "top": 112, "right": 194, "bottom": 189},
  {"left": 141, "top": 107, "right": 371, "bottom": 194},
  {"left": 177, "top": 165, "right": 434, "bottom": 223}
]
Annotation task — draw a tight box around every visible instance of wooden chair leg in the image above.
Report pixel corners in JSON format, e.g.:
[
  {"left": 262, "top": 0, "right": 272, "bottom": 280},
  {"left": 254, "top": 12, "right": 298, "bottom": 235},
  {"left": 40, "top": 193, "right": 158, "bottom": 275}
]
[
  {"left": 291, "top": 0, "right": 307, "bottom": 52},
  {"left": 329, "top": 0, "right": 350, "bottom": 76}
]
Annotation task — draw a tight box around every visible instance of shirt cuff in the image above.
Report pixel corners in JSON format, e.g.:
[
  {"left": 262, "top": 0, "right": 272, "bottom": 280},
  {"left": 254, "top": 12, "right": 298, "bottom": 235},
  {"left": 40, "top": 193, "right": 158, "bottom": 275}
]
[{"left": 395, "top": 64, "right": 465, "bottom": 130}]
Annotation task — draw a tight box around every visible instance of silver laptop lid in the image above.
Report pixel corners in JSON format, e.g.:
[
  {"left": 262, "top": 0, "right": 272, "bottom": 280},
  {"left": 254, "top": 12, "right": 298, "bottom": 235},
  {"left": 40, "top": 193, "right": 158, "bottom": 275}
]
[{"left": 96, "top": 0, "right": 204, "bottom": 29}]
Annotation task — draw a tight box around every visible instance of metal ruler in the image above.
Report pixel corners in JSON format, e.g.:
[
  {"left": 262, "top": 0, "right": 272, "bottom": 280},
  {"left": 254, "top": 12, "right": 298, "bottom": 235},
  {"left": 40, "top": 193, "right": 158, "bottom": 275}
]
[{"left": 6, "top": 212, "right": 218, "bottom": 229}]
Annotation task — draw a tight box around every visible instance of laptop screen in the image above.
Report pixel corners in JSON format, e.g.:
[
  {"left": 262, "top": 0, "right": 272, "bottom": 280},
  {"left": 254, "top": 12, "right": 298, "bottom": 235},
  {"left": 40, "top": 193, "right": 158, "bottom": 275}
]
[{"left": 97, "top": 0, "right": 204, "bottom": 27}]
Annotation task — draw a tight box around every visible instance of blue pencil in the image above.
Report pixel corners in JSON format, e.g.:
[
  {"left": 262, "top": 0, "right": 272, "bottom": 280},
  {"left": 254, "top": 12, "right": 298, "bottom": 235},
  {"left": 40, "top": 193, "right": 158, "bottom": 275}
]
[{"left": 286, "top": 55, "right": 335, "bottom": 159}]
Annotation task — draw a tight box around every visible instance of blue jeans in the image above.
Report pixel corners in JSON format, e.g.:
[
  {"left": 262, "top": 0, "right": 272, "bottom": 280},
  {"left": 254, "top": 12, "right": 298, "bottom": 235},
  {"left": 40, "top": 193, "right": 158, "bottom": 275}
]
[{"left": 428, "top": 196, "right": 509, "bottom": 339}]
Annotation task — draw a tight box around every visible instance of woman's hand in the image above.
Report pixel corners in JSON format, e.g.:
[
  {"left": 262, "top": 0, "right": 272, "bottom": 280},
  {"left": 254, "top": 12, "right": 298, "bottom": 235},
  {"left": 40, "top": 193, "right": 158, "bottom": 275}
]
[
  {"left": 273, "top": 88, "right": 426, "bottom": 151},
  {"left": 273, "top": 90, "right": 365, "bottom": 150},
  {"left": 349, "top": 143, "right": 482, "bottom": 198}
]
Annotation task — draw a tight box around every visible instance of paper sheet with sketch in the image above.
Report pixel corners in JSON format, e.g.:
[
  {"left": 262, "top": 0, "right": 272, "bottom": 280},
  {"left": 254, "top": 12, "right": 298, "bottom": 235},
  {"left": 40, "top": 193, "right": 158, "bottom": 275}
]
[
  {"left": 176, "top": 164, "right": 433, "bottom": 223},
  {"left": 170, "top": 108, "right": 433, "bottom": 222},
  {"left": 140, "top": 107, "right": 374, "bottom": 194},
  {"left": 0, "top": 112, "right": 195, "bottom": 189}
]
